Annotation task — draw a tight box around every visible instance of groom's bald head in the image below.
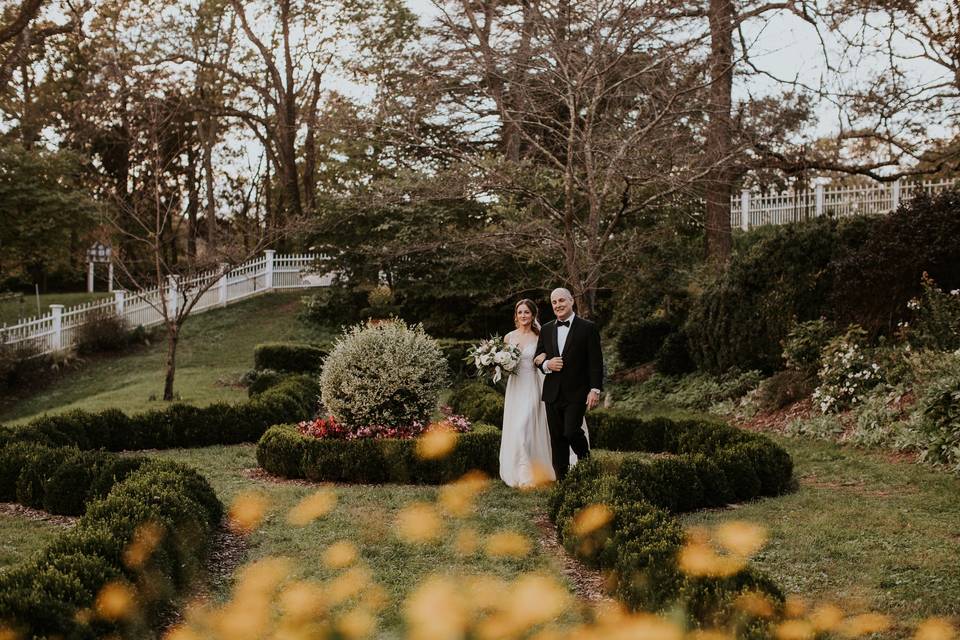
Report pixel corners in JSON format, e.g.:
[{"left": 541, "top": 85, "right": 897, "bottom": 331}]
[{"left": 550, "top": 288, "right": 574, "bottom": 320}]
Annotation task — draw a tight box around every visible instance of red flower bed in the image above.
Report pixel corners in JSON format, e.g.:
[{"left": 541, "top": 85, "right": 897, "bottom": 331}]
[{"left": 296, "top": 407, "right": 473, "bottom": 440}]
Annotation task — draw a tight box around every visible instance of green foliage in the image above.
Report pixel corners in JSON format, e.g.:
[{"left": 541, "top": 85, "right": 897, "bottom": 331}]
[
  {"left": 242, "top": 368, "right": 286, "bottom": 397},
  {"left": 755, "top": 370, "right": 816, "bottom": 412},
  {"left": 781, "top": 318, "right": 834, "bottom": 375},
  {"left": 686, "top": 217, "right": 869, "bottom": 373},
  {"left": 437, "top": 339, "right": 477, "bottom": 382},
  {"left": 617, "top": 318, "right": 674, "bottom": 367},
  {"left": 909, "top": 370, "right": 960, "bottom": 471},
  {"left": 654, "top": 331, "right": 695, "bottom": 375},
  {"left": 76, "top": 312, "right": 131, "bottom": 355},
  {"left": 299, "top": 286, "right": 367, "bottom": 329},
  {"left": 253, "top": 342, "right": 327, "bottom": 374},
  {"left": 320, "top": 320, "right": 448, "bottom": 430},
  {"left": 615, "top": 371, "right": 762, "bottom": 413},
  {"left": 447, "top": 382, "right": 505, "bottom": 428},
  {"left": 548, "top": 410, "right": 790, "bottom": 620},
  {"left": 812, "top": 325, "right": 884, "bottom": 413},
  {"left": 0, "top": 143, "right": 97, "bottom": 290},
  {"left": 0, "top": 375, "right": 320, "bottom": 451},
  {"left": 256, "top": 423, "right": 500, "bottom": 484},
  {"left": 829, "top": 189, "right": 960, "bottom": 336},
  {"left": 905, "top": 273, "right": 960, "bottom": 351}
]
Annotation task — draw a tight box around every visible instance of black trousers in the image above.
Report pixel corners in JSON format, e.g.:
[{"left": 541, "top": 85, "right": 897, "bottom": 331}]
[{"left": 545, "top": 399, "right": 590, "bottom": 480}]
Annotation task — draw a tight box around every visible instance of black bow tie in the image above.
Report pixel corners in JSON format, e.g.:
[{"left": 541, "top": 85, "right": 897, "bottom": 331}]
[{"left": 557, "top": 320, "right": 570, "bottom": 327}]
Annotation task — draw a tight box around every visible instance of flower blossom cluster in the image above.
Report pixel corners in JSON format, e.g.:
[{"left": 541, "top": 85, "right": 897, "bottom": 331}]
[
  {"left": 813, "top": 337, "right": 882, "bottom": 414},
  {"left": 298, "top": 408, "right": 472, "bottom": 441}
]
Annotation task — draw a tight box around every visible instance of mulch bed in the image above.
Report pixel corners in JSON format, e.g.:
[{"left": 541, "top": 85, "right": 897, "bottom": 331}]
[
  {"left": 0, "top": 502, "right": 78, "bottom": 527},
  {"left": 532, "top": 511, "right": 613, "bottom": 608}
]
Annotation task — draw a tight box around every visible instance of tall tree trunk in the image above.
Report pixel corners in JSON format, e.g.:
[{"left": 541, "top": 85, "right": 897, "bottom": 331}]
[
  {"left": 186, "top": 144, "right": 199, "bottom": 260},
  {"left": 163, "top": 324, "right": 179, "bottom": 401},
  {"left": 303, "top": 70, "right": 321, "bottom": 215},
  {"left": 200, "top": 114, "right": 217, "bottom": 245},
  {"left": 704, "top": 0, "right": 735, "bottom": 268}
]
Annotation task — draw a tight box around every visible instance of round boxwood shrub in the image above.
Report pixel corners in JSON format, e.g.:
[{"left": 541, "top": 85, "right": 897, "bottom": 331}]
[
  {"left": 253, "top": 342, "right": 327, "bottom": 373},
  {"left": 448, "top": 382, "right": 504, "bottom": 428},
  {"left": 320, "top": 320, "right": 449, "bottom": 431}
]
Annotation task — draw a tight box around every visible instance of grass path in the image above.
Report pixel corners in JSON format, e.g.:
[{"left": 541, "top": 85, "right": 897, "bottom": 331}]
[
  {"left": 144, "top": 445, "right": 584, "bottom": 636},
  {"left": 682, "top": 433, "right": 960, "bottom": 634},
  {"left": 0, "top": 292, "right": 331, "bottom": 424}
]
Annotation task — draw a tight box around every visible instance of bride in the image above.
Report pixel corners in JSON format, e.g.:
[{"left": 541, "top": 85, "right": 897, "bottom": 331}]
[{"left": 499, "top": 299, "right": 586, "bottom": 488}]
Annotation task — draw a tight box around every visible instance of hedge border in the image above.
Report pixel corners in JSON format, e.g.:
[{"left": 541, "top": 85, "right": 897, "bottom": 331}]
[
  {"left": 0, "top": 371, "right": 320, "bottom": 636},
  {"left": 253, "top": 342, "right": 327, "bottom": 374},
  {"left": 0, "top": 456, "right": 221, "bottom": 638},
  {"left": 448, "top": 382, "right": 505, "bottom": 428},
  {"left": 548, "top": 409, "right": 794, "bottom": 632},
  {"left": 0, "top": 375, "right": 320, "bottom": 452},
  {"left": 257, "top": 423, "right": 501, "bottom": 484}
]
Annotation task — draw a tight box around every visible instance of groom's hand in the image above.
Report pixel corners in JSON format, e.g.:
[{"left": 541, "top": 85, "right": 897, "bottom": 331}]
[
  {"left": 546, "top": 356, "right": 564, "bottom": 372},
  {"left": 586, "top": 390, "right": 600, "bottom": 409}
]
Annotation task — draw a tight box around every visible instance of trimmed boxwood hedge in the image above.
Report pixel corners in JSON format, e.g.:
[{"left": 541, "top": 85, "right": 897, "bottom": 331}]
[
  {"left": 0, "top": 458, "right": 221, "bottom": 638},
  {"left": 0, "top": 375, "right": 320, "bottom": 452},
  {"left": 448, "top": 382, "right": 505, "bottom": 428},
  {"left": 547, "top": 410, "right": 793, "bottom": 632},
  {"left": 257, "top": 423, "right": 501, "bottom": 484},
  {"left": 253, "top": 342, "right": 328, "bottom": 373},
  {"left": 0, "top": 369, "right": 318, "bottom": 635}
]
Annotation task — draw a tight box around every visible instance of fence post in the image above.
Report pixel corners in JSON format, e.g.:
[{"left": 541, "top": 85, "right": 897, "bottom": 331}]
[
  {"left": 114, "top": 289, "right": 125, "bottom": 318},
  {"left": 815, "top": 183, "right": 825, "bottom": 217},
  {"left": 167, "top": 275, "right": 179, "bottom": 318},
  {"left": 265, "top": 250, "right": 276, "bottom": 290},
  {"left": 87, "top": 262, "right": 95, "bottom": 293},
  {"left": 107, "top": 262, "right": 114, "bottom": 293},
  {"left": 51, "top": 304, "right": 63, "bottom": 352},
  {"left": 219, "top": 263, "right": 229, "bottom": 307},
  {"left": 891, "top": 179, "right": 902, "bottom": 211},
  {"left": 740, "top": 189, "right": 750, "bottom": 231}
]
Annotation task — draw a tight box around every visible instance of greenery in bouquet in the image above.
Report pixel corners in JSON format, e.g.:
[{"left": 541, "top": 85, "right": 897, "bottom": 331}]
[{"left": 466, "top": 336, "right": 522, "bottom": 383}]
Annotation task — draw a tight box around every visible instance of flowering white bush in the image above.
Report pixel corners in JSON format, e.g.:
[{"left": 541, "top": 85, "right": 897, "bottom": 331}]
[
  {"left": 320, "top": 320, "right": 449, "bottom": 431},
  {"left": 812, "top": 325, "right": 883, "bottom": 414}
]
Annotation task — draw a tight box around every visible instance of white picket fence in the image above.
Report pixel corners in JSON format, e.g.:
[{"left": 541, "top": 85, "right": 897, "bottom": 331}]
[
  {"left": 0, "top": 251, "right": 332, "bottom": 357},
  {"left": 730, "top": 178, "right": 959, "bottom": 230}
]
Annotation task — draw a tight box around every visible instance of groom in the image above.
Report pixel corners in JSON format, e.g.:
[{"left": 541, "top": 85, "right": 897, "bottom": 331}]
[{"left": 535, "top": 287, "right": 604, "bottom": 480}]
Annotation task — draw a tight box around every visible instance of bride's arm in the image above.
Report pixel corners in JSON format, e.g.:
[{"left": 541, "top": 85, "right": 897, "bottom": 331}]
[{"left": 534, "top": 353, "right": 546, "bottom": 366}]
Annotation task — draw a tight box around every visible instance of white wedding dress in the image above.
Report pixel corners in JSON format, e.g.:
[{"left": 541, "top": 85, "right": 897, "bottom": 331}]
[{"left": 499, "top": 340, "right": 588, "bottom": 488}]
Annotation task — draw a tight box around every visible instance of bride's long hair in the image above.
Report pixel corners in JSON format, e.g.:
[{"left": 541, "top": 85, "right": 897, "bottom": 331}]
[{"left": 514, "top": 299, "right": 541, "bottom": 335}]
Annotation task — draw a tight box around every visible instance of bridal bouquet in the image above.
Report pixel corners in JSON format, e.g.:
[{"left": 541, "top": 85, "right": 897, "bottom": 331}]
[{"left": 467, "top": 336, "right": 522, "bottom": 383}]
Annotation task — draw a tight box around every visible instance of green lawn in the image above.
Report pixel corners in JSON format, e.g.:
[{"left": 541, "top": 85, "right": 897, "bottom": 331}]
[
  {"left": 0, "top": 291, "right": 332, "bottom": 424},
  {"left": 682, "top": 434, "right": 960, "bottom": 634},
  {"left": 144, "top": 444, "right": 581, "bottom": 636},
  {"left": 0, "top": 514, "right": 67, "bottom": 572},
  {"left": 0, "top": 292, "right": 112, "bottom": 326}
]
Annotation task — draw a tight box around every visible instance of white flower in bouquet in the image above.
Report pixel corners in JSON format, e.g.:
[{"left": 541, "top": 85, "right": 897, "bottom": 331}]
[{"left": 466, "top": 336, "right": 523, "bottom": 384}]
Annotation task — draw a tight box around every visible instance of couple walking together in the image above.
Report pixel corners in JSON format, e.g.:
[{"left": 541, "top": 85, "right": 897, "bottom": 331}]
[{"left": 499, "top": 288, "right": 604, "bottom": 488}]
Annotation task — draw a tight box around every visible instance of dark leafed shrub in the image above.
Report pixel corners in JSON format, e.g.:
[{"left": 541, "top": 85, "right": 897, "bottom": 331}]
[
  {"left": 614, "top": 457, "right": 704, "bottom": 514},
  {"left": 654, "top": 331, "right": 696, "bottom": 376},
  {"left": 829, "top": 189, "right": 960, "bottom": 337},
  {"left": 781, "top": 318, "right": 835, "bottom": 375},
  {"left": 256, "top": 423, "right": 501, "bottom": 484},
  {"left": 243, "top": 368, "right": 285, "bottom": 397},
  {"left": 588, "top": 410, "right": 668, "bottom": 452},
  {"left": 15, "top": 446, "right": 71, "bottom": 509},
  {"left": 756, "top": 369, "right": 816, "bottom": 412},
  {"left": 686, "top": 216, "right": 873, "bottom": 374},
  {"left": 447, "top": 382, "right": 504, "bottom": 428},
  {"left": 76, "top": 311, "right": 130, "bottom": 355},
  {"left": 617, "top": 318, "right": 675, "bottom": 367},
  {"left": 437, "top": 339, "right": 477, "bottom": 381},
  {"left": 0, "top": 442, "right": 46, "bottom": 500},
  {"left": 254, "top": 342, "right": 327, "bottom": 374}
]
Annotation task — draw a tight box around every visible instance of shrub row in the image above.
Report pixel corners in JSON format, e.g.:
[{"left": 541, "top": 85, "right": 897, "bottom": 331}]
[
  {"left": 253, "top": 342, "right": 327, "bottom": 373},
  {"left": 0, "top": 443, "right": 147, "bottom": 516},
  {"left": 552, "top": 461, "right": 783, "bottom": 632},
  {"left": 0, "top": 459, "right": 222, "bottom": 638},
  {"left": 447, "top": 382, "right": 505, "bottom": 428},
  {"left": 543, "top": 409, "right": 792, "bottom": 628},
  {"left": 438, "top": 339, "right": 477, "bottom": 381},
  {"left": 256, "top": 423, "right": 500, "bottom": 484},
  {"left": 0, "top": 375, "right": 320, "bottom": 451}
]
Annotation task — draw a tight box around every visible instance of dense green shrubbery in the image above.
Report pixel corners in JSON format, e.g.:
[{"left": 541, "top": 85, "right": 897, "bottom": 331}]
[
  {"left": 616, "top": 318, "right": 675, "bottom": 367},
  {"left": 0, "top": 375, "right": 320, "bottom": 451},
  {"left": 686, "top": 217, "right": 871, "bottom": 374},
  {"left": 76, "top": 312, "right": 132, "bottom": 355},
  {"left": 781, "top": 319, "right": 834, "bottom": 376},
  {"left": 654, "top": 330, "right": 695, "bottom": 375},
  {"left": 0, "top": 459, "right": 221, "bottom": 638},
  {"left": 612, "top": 370, "right": 762, "bottom": 413},
  {"left": 437, "top": 339, "right": 477, "bottom": 381},
  {"left": 256, "top": 423, "right": 500, "bottom": 484},
  {"left": 549, "top": 452, "right": 785, "bottom": 629},
  {"left": 253, "top": 342, "right": 327, "bottom": 373},
  {"left": 829, "top": 190, "right": 960, "bottom": 336},
  {"left": 447, "top": 382, "right": 505, "bottom": 428}
]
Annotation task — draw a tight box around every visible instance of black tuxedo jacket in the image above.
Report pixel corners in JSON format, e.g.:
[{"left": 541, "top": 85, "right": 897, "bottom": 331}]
[{"left": 535, "top": 315, "right": 604, "bottom": 404}]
